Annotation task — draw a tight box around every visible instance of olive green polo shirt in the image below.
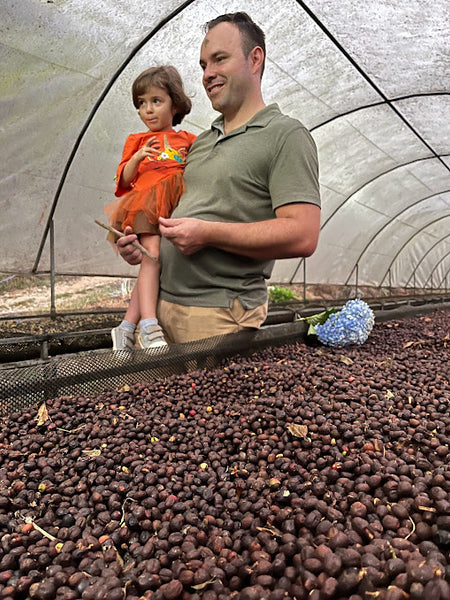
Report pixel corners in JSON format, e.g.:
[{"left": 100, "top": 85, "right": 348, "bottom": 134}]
[{"left": 159, "top": 103, "right": 320, "bottom": 309}]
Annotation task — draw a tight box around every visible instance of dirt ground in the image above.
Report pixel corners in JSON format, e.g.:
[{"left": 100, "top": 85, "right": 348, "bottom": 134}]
[
  {"left": 1, "top": 273, "right": 436, "bottom": 319},
  {"left": 0, "top": 276, "right": 130, "bottom": 316},
  {"left": 0, "top": 276, "right": 134, "bottom": 360}
]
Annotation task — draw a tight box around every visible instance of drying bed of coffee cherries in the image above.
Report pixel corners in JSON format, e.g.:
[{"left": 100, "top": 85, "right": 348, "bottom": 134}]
[{"left": 0, "top": 310, "right": 449, "bottom": 600}]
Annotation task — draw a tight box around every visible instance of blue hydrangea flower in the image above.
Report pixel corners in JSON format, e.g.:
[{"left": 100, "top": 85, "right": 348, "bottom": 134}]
[{"left": 314, "top": 299, "right": 375, "bottom": 347}]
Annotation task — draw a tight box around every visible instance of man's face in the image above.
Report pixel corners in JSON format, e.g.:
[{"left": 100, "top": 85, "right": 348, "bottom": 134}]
[{"left": 200, "top": 22, "right": 253, "bottom": 117}]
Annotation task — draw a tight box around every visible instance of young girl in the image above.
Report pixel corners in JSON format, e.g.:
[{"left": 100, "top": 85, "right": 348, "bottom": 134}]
[{"left": 105, "top": 66, "right": 196, "bottom": 350}]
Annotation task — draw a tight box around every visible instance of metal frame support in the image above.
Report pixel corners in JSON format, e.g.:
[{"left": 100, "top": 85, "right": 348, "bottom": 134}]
[
  {"left": 302, "top": 260, "right": 306, "bottom": 302},
  {"left": 354, "top": 263, "right": 359, "bottom": 298},
  {"left": 50, "top": 220, "right": 56, "bottom": 320}
]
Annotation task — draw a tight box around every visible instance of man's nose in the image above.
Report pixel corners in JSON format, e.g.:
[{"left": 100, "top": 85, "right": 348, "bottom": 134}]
[{"left": 203, "top": 64, "right": 215, "bottom": 82}]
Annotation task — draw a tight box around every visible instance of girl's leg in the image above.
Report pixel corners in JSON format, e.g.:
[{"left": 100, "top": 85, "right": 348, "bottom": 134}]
[
  {"left": 137, "top": 234, "right": 167, "bottom": 348},
  {"left": 123, "top": 282, "right": 140, "bottom": 324},
  {"left": 137, "top": 234, "right": 161, "bottom": 319}
]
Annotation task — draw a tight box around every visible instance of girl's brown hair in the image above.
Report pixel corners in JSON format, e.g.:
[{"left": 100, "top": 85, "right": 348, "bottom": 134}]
[{"left": 132, "top": 66, "right": 192, "bottom": 126}]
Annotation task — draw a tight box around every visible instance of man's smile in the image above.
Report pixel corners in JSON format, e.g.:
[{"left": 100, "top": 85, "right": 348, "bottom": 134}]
[{"left": 206, "top": 82, "right": 225, "bottom": 95}]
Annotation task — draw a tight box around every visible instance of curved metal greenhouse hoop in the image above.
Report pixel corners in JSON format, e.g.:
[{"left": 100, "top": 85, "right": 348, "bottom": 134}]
[
  {"left": 423, "top": 249, "right": 450, "bottom": 289},
  {"left": 309, "top": 92, "right": 450, "bottom": 133},
  {"left": 296, "top": 1, "right": 449, "bottom": 170},
  {"left": 379, "top": 215, "right": 450, "bottom": 287},
  {"left": 343, "top": 190, "right": 450, "bottom": 286},
  {"left": 437, "top": 262, "right": 450, "bottom": 290},
  {"left": 405, "top": 234, "right": 450, "bottom": 288},
  {"left": 320, "top": 156, "right": 450, "bottom": 233}
]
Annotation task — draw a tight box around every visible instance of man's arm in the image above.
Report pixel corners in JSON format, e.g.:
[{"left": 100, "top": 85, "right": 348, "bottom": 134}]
[{"left": 158, "top": 202, "right": 320, "bottom": 260}]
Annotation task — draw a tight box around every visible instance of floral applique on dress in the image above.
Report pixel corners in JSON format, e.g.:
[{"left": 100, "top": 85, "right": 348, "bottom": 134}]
[{"left": 155, "top": 135, "right": 187, "bottom": 164}]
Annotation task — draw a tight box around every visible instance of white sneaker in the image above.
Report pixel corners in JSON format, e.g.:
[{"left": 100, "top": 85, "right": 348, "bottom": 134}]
[
  {"left": 138, "top": 324, "right": 168, "bottom": 349},
  {"left": 111, "top": 326, "right": 135, "bottom": 351}
]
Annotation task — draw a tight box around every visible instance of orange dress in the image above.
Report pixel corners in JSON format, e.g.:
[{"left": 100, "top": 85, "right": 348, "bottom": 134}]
[{"left": 105, "top": 129, "right": 196, "bottom": 235}]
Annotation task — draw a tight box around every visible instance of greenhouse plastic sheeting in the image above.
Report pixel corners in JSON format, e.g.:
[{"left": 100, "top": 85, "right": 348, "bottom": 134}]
[{"left": 1, "top": 0, "right": 449, "bottom": 289}]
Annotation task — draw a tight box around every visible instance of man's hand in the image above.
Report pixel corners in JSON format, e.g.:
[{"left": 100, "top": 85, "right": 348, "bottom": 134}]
[
  {"left": 116, "top": 226, "right": 142, "bottom": 265},
  {"left": 159, "top": 217, "right": 208, "bottom": 255}
]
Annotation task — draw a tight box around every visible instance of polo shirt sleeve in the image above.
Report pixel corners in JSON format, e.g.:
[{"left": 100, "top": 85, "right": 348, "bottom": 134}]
[{"left": 268, "top": 126, "right": 320, "bottom": 211}]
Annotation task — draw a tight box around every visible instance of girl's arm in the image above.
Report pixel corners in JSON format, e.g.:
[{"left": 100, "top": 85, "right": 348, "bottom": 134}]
[{"left": 119, "top": 136, "right": 160, "bottom": 189}]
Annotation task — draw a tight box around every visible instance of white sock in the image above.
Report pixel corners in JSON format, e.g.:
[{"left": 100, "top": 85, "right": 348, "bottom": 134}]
[
  {"left": 140, "top": 318, "right": 158, "bottom": 330},
  {"left": 120, "top": 320, "right": 136, "bottom": 332}
]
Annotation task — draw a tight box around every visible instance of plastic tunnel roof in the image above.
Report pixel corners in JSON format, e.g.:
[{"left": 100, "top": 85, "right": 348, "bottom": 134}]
[{"left": 2, "top": 0, "right": 449, "bottom": 290}]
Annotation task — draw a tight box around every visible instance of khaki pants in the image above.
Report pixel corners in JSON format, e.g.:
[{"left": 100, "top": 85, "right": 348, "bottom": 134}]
[{"left": 157, "top": 298, "right": 268, "bottom": 344}]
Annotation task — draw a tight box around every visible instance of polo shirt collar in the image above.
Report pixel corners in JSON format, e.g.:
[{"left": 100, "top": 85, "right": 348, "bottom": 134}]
[{"left": 211, "top": 103, "right": 281, "bottom": 136}]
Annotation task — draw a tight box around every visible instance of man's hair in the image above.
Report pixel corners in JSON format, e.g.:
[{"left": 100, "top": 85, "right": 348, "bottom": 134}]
[
  {"left": 132, "top": 65, "right": 192, "bottom": 126},
  {"left": 204, "top": 12, "right": 266, "bottom": 77}
]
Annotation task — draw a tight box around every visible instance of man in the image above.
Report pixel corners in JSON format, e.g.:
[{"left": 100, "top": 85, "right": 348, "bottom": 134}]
[{"left": 117, "top": 12, "right": 321, "bottom": 344}]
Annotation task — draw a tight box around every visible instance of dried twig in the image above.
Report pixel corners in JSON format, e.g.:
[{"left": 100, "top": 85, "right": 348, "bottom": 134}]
[
  {"left": 386, "top": 540, "right": 397, "bottom": 558},
  {"left": 56, "top": 424, "right": 86, "bottom": 433},
  {"left": 405, "top": 516, "right": 416, "bottom": 540},
  {"left": 24, "top": 517, "right": 59, "bottom": 541},
  {"left": 95, "top": 220, "right": 158, "bottom": 262},
  {"left": 120, "top": 496, "right": 137, "bottom": 526}
]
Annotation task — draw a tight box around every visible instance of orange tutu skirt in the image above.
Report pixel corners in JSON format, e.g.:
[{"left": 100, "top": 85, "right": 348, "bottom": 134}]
[{"left": 104, "top": 171, "right": 185, "bottom": 237}]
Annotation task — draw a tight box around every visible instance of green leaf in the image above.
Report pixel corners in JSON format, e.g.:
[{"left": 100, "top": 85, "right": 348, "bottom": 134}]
[
  {"left": 307, "top": 323, "right": 318, "bottom": 335},
  {"left": 298, "top": 308, "right": 339, "bottom": 335}
]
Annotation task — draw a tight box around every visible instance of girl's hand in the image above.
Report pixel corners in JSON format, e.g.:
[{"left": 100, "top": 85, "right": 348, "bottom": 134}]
[
  {"left": 119, "top": 137, "right": 161, "bottom": 189},
  {"left": 136, "top": 137, "right": 160, "bottom": 162}
]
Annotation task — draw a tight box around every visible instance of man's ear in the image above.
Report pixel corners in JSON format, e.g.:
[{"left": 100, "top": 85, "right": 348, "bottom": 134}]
[{"left": 249, "top": 46, "right": 264, "bottom": 76}]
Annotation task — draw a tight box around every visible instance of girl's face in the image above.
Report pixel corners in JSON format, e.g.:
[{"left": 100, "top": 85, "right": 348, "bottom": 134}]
[{"left": 137, "top": 85, "right": 176, "bottom": 132}]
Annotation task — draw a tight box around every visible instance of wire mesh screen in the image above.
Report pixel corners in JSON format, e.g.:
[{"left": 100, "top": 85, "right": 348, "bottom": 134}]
[{"left": 0, "top": 322, "right": 307, "bottom": 415}]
